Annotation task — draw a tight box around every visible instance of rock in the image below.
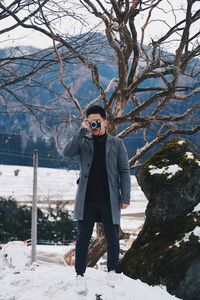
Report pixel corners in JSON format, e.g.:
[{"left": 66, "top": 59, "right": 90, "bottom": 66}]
[{"left": 118, "top": 138, "right": 200, "bottom": 300}]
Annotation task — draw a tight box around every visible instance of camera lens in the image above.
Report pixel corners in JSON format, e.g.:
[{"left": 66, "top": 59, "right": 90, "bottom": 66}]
[
  {"left": 91, "top": 121, "right": 97, "bottom": 128},
  {"left": 89, "top": 120, "right": 101, "bottom": 129}
]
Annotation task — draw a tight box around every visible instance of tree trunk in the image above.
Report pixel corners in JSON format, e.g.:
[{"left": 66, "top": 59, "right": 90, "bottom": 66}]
[
  {"left": 87, "top": 235, "right": 107, "bottom": 267},
  {"left": 87, "top": 225, "right": 130, "bottom": 267}
]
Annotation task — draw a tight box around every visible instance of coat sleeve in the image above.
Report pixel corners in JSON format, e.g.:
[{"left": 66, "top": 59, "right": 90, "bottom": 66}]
[
  {"left": 63, "top": 126, "right": 88, "bottom": 157},
  {"left": 117, "top": 139, "right": 131, "bottom": 204}
]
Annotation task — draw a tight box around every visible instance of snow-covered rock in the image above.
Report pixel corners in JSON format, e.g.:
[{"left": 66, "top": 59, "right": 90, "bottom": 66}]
[
  {"left": 0, "top": 241, "right": 30, "bottom": 272},
  {"left": 119, "top": 137, "right": 200, "bottom": 300}
]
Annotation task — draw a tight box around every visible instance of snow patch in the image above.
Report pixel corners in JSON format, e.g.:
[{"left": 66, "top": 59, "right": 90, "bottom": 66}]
[
  {"left": 174, "top": 226, "right": 200, "bottom": 247},
  {"left": 183, "top": 151, "right": 200, "bottom": 166},
  {"left": 183, "top": 232, "right": 193, "bottom": 242},
  {"left": 148, "top": 164, "right": 182, "bottom": 179},
  {"left": 193, "top": 226, "right": 200, "bottom": 238},
  {"left": 174, "top": 241, "right": 181, "bottom": 248},
  {"left": 195, "top": 159, "right": 200, "bottom": 166},
  {"left": 193, "top": 203, "right": 200, "bottom": 212},
  {"left": 178, "top": 140, "right": 186, "bottom": 145},
  {"left": 185, "top": 152, "right": 194, "bottom": 160},
  {"left": 174, "top": 233, "right": 190, "bottom": 248}
]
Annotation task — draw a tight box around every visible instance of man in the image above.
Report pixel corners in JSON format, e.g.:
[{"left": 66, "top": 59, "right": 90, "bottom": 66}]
[{"left": 63, "top": 105, "right": 131, "bottom": 294}]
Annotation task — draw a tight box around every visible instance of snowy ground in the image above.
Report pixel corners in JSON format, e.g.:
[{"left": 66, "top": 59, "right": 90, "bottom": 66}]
[
  {"left": 0, "top": 242, "right": 180, "bottom": 300},
  {"left": 0, "top": 265, "right": 180, "bottom": 300},
  {"left": 0, "top": 165, "right": 145, "bottom": 204},
  {"left": 0, "top": 165, "right": 78, "bottom": 202},
  {"left": 0, "top": 166, "right": 181, "bottom": 299},
  {"left": 0, "top": 164, "right": 147, "bottom": 234}
]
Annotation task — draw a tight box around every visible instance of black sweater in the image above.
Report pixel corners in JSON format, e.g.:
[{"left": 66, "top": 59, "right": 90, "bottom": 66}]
[{"left": 85, "top": 133, "right": 110, "bottom": 203}]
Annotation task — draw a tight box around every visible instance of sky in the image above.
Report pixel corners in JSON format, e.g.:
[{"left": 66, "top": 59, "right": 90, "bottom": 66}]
[{"left": 0, "top": 0, "right": 199, "bottom": 51}]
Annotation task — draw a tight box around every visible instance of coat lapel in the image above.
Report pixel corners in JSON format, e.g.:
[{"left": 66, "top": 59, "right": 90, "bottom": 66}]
[
  {"left": 106, "top": 133, "right": 113, "bottom": 157},
  {"left": 85, "top": 131, "right": 93, "bottom": 154}
]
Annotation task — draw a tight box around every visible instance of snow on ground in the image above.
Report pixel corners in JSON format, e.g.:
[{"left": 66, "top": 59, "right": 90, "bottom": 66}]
[
  {"left": 0, "top": 265, "right": 180, "bottom": 300},
  {"left": 0, "top": 165, "right": 78, "bottom": 202},
  {"left": 0, "top": 165, "right": 146, "bottom": 203},
  {"left": 0, "top": 242, "right": 180, "bottom": 300},
  {"left": 36, "top": 244, "right": 71, "bottom": 256}
]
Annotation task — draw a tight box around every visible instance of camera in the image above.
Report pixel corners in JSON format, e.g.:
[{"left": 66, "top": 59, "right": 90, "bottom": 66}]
[{"left": 88, "top": 120, "right": 101, "bottom": 129}]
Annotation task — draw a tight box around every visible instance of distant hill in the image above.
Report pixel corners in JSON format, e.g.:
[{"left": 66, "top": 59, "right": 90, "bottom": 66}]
[{"left": 0, "top": 33, "right": 199, "bottom": 168}]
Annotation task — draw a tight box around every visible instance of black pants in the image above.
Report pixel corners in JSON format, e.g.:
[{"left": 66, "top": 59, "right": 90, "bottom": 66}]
[{"left": 75, "top": 200, "right": 120, "bottom": 276}]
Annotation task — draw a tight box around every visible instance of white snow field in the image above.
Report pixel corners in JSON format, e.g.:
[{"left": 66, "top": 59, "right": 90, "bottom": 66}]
[
  {"left": 0, "top": 164, "right": 145, "bottom": 203},
  {"left": 0, "top": 242, "right": 180, "bottom": 300}
]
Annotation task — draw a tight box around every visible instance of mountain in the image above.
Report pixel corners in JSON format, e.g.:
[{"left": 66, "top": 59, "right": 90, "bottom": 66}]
[{"left": 0, "top": 33, "right": 199, "bottom": 168}]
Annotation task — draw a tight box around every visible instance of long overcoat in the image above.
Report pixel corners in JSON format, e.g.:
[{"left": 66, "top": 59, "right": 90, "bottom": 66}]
[{"left": 63, "top": 126, "right": 131, "bottom": 225}]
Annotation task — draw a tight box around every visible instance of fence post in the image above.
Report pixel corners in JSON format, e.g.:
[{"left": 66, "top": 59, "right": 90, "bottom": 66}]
[{"left": 31, "top": 149, "right": 38, "bottom": 263}]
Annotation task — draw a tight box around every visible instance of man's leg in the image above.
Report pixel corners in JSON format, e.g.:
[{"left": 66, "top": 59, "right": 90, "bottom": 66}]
[
  {"left": 75, "top": 219, "right": 95, "bottom": 276},
  {"left": 103, "top": 221, "right": 120, "bottom": 272},
  {"left": 101, "top": 202, "right": 120, "bottom": 272},
  {"left": 75, "top": 200, "right": 98, "bottom": 276}
]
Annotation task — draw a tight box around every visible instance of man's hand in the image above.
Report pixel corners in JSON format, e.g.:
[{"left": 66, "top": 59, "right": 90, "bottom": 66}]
[
  {"left": 82, "top": 118, "right": 90, "bottom": 131},
  {"left": 119, "top": 203, "right": 129, "bottom": 209}
]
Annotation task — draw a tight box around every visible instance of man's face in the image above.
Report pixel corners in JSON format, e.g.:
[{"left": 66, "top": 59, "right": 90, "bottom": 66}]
[{"left": 87, "top": 113, "right": 107, "bottom": 135}]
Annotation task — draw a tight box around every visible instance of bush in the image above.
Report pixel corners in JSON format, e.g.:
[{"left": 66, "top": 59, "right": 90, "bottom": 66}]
[{"left": 0, "top": 197, "right": 77, "bottom": 244}]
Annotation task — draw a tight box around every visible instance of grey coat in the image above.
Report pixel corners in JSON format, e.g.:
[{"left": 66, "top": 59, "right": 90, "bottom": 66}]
[{"left": 63, "top": 127, "right": 131, "bottom": 225}]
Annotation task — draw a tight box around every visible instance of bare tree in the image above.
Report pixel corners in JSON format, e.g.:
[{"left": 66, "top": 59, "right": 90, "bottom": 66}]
[
  {"left": 75, "top": 0, "right": 200, "bottom": 164},
  {"left": 0, "top": 0, "right": 199, "bottom": 165},
  {"left": 0, "top": 1, "right": 106, "bottom": 135}
]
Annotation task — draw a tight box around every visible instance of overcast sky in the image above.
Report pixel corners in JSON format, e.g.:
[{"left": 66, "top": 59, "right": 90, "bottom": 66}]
[{"left": 0, "top": 0, "right": 199, "bottom": 51}]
